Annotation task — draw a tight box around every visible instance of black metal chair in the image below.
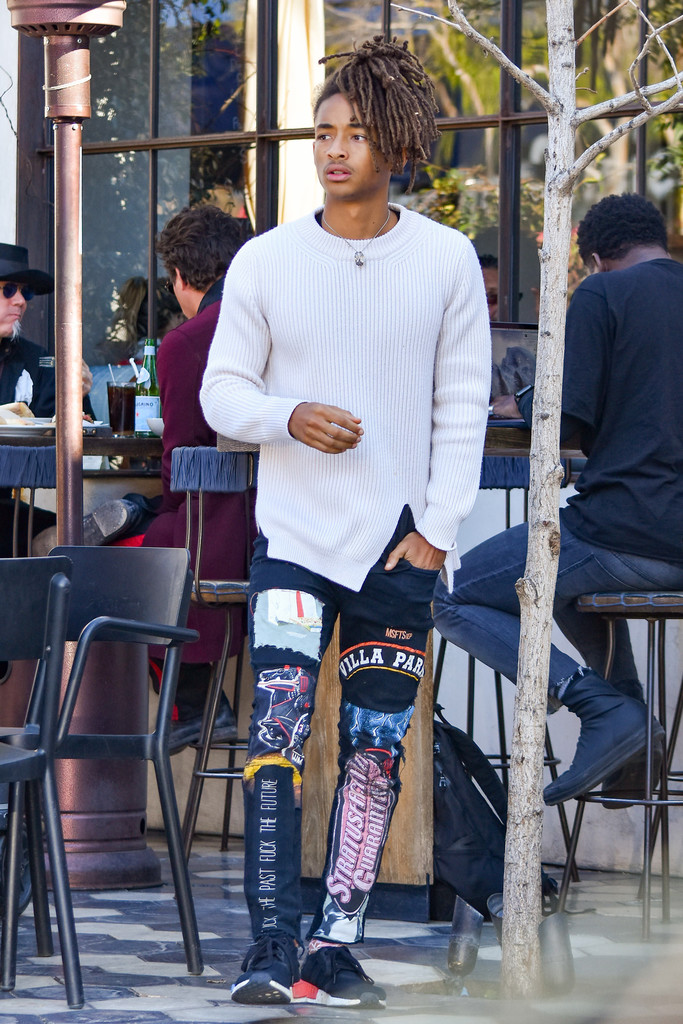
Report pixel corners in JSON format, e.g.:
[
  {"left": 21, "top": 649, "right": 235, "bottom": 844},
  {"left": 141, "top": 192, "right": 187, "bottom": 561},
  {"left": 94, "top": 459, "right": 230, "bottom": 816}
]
[
  {"left": 557, "top": 591, "right": 683, "bottom": 939},
  {"left": 169, "top": 446, "right": 254, "bottom": 858},
  {"left": 48, "top": 545, "right": 203, "bottom": 974},
  {"left": 0, "top": 555, "right": 83, "bottom": 1008}
]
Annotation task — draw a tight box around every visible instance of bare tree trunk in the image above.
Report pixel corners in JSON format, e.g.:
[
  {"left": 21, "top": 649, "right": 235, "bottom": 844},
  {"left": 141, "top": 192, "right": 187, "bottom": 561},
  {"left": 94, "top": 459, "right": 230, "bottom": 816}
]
[{"left": 500, "top": 0, "right": 575, "bottom": 997}]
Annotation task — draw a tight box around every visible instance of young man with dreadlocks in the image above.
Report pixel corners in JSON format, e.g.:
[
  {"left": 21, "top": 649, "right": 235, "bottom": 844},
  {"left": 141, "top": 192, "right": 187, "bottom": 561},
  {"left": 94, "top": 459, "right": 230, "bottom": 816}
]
[{"left": 201, "top": 37, "right": 490, "bottom": 1008}]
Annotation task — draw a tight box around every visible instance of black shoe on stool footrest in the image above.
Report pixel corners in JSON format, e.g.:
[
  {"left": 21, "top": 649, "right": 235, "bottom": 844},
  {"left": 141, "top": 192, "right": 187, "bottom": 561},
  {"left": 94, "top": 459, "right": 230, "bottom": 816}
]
[{"left": 168, "top": 692, "right": 237, "bottom": 755}]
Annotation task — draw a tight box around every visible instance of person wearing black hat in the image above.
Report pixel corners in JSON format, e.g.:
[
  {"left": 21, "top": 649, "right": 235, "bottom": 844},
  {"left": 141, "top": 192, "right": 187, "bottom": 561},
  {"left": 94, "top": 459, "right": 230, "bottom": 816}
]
[
  {"left": 0, "top": 243, "right": 56, "bottom": 414},
  {"left": 0, "top": 243, "right": 93, "bottom": 556}
]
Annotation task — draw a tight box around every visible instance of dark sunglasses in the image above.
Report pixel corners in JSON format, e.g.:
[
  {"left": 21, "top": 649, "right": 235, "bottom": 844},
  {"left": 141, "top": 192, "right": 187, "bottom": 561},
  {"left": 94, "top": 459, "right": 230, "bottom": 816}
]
[
  {"left": 2, "top": 282, "right": 35, "bottom": 302},
  {"left": 163, "top": 278, "right": 175, "bottom": 294}
]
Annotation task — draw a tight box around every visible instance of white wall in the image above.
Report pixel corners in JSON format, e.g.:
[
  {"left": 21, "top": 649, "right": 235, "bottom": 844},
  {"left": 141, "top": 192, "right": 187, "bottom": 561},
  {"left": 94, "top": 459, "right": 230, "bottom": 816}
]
[
  {"left": 435, "top": 485, "right": 683, "bottom": 877},
  {"left": 0, "top": 7, "right": 18, "bottom": 240}
]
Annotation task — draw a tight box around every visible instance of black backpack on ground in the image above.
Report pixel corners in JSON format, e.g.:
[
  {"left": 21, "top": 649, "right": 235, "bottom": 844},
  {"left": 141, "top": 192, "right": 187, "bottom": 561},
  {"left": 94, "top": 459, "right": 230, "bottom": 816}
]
[{"left": 431, "top": 706, "right": 556, "bottom": 920}]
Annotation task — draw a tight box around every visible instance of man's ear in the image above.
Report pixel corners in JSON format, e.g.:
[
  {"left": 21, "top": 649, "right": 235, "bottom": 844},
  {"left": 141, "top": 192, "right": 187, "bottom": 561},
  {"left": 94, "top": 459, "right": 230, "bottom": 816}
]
[{"left": 174, "top": 270, "right": 189, "bottom": 292}]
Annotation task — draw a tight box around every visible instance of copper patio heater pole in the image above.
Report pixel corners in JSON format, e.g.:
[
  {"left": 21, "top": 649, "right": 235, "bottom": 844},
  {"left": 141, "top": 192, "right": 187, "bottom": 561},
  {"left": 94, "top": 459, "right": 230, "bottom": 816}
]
[
  {"left": 46, "top": 34, "right": 89, "bottom": 542},
  {"left": 5, "top": 0, "right": 163, "bottom": 890},
  {"left": 6, "top": 0, "right": 126, "bottom": 540}
]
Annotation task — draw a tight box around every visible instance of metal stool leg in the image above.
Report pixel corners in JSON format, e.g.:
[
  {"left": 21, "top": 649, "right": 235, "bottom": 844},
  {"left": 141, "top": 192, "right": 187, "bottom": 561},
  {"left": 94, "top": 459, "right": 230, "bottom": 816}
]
[
  {"left": 433, "top": 634, "right": 447, "bottom": 702},
  {"left": 657, "top": 623, "right": 671, "bottom": 923},
  {"left": 220, "top": 644, "right": 245, "bottom": 850},
  {"left": 545, "top": 727, "right": 580, "bottom": 883},
  {"left": 647, "top": 665, "right": 683, "bottom": 899},
  {"left": 493, "top": 671, "right": 509, "bottom": 789},
  {"left": 182, "top": 611, "right": 233, "bottom": 859},
  {"left": 640, "top": 619, "right": 657, "bottom": 940},
  {"left": 466, "top": 655, "right": 475, "bottom": 737},
  {"left": 558, "top": 799, "right": 586, "bottom": 912}
]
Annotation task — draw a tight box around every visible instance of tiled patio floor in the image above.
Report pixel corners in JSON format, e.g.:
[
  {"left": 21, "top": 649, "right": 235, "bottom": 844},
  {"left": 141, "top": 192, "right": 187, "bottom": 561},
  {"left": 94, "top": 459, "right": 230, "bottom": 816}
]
[{"left": 2, "top": 832, "right": 683, "bottom": 1023}]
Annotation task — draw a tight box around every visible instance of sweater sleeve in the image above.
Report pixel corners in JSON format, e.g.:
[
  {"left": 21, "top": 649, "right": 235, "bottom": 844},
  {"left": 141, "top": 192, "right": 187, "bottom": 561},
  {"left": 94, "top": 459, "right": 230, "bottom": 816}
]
[
  {"left": 414, "top": 237, "right": 491, "bottom": 585},
  {"left": 200, "top": 243, "right": 304, "bottom": 444}
]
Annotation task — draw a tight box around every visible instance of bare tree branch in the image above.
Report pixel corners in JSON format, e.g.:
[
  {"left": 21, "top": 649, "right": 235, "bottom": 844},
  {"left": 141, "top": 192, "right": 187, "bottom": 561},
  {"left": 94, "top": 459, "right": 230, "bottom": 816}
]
[
  {"left": 570, "top": 87, "right": 683, "bottom": 183},
  {"left": 391, "top": 3, "right": 557, "bottom": 113},
  {"left": 575, "top": 0, "right": 629, "bottom": 49},
  {"left": 628, "top": 4, "right": 683, "bottom": 107},
  {"left": 573, "top": 72, "right": 683, "bottom": 124}
]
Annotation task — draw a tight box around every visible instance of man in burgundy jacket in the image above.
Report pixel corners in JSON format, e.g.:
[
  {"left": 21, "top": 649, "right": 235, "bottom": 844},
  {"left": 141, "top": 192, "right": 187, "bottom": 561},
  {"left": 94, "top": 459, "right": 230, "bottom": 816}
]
[
  {"left": 33, "top": 206, "right": 254, "bottom": 750},
  {"left": 142, "top": 205, "right": 254, "bottom": 751}
]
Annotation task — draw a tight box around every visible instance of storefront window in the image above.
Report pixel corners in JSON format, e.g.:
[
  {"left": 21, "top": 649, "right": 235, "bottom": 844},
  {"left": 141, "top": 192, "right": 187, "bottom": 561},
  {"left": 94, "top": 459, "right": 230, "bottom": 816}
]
[
  {"left": 82, "top": 150, "right": 150, "bottom": 367},
  {"left": 391, "top": 1, "right": 501, "bottom": 117},
  {"left": 158, "top": 0, "right": 249, "bottom": 137},
  {"left": 20, "top": 0, "right": 680, "bottom": 354},
  {"left": 85, "top": 0, "right": 151, "bottom": 143}
]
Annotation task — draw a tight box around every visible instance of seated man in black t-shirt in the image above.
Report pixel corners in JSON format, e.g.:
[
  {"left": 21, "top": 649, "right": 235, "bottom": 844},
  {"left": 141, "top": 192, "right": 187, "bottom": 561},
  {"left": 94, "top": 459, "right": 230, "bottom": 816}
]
[{"left": 434, "top": 193, "right": 683, "bottom": 806}]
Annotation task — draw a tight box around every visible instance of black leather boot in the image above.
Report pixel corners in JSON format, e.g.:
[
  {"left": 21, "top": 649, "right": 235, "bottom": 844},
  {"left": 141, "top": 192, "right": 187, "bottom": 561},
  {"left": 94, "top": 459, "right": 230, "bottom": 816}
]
[{"left": 543, "top": 669, "right": 654, "bottom": 806}]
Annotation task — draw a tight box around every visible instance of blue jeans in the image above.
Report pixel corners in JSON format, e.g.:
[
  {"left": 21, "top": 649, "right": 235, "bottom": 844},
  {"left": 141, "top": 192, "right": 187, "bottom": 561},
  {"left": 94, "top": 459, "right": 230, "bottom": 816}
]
[{"left": 433, "top": 512, "right": 683, "bottom": 696}]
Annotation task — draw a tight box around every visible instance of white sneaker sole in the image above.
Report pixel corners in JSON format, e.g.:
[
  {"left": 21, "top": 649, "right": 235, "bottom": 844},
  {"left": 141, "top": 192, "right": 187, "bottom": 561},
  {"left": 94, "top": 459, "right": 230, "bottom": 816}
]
[
  {"left": 292, "top": 979, "right": 385, "bottom": 1008},
  {"left": 231, "top": 976, "right": 292, "bottom": 1004}
]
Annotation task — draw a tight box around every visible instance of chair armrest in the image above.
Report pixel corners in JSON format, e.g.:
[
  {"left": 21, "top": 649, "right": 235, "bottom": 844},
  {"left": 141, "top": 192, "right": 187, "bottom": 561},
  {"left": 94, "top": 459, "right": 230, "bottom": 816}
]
[
  {"left": 77, "top": 615, "right": 199, "bottom": 648},
  {"left": 0, "top": 724, "right": 40, "bottom": 749},
  {"left": 57, "top": 615, "right": 199, "bottom": 747}
]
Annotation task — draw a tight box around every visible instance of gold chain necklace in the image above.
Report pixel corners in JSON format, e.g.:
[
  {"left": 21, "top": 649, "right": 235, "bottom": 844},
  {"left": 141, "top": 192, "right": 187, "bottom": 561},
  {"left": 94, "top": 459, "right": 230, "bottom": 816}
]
[{"left": 321, "top": 209, "right": 391, "bottom": 268}]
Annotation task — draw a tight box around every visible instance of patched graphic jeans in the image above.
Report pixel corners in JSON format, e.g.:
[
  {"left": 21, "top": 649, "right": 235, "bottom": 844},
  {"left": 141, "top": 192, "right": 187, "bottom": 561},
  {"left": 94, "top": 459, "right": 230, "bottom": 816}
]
[{"left": 242, "top": 507, "right": 439, "bottom": 945}]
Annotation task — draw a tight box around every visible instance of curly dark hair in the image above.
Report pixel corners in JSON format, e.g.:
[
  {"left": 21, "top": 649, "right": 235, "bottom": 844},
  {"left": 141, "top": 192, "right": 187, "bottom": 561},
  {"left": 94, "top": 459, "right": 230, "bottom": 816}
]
[
  {"left": 577, "top": 193, "right": 668, "bottom": 264},
  {"left": 314, "top": 36, "right": 439, "bottom": 192},
  {"left": 156, "top": 205, "right": 247, "bottom": 291}
]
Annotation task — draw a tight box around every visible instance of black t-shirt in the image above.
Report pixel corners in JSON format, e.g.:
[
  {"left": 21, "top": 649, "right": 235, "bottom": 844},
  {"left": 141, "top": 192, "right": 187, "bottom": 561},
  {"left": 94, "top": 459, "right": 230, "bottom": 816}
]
[{"left": 561, "top": 257, "right": 683, "bottom": 565}]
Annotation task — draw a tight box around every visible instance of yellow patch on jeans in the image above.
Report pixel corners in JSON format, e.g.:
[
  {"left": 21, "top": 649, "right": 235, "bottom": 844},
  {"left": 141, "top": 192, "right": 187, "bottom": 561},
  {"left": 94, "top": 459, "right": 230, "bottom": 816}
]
[{"left": 244, "top": 753, "right": 303, "bottom": 787}]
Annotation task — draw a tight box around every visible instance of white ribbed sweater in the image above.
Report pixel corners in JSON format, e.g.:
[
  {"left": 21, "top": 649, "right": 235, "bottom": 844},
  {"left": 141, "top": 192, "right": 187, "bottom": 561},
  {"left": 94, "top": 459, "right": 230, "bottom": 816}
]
[{"left": 200, "top": 206, "right": 491, "bottom": 592}]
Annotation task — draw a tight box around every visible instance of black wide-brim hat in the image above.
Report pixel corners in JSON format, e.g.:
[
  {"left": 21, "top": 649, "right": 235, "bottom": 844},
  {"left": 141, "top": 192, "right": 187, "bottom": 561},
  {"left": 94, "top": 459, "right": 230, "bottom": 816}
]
[{"left": 0, "top": 243, "right": 54, "bottom": 295}]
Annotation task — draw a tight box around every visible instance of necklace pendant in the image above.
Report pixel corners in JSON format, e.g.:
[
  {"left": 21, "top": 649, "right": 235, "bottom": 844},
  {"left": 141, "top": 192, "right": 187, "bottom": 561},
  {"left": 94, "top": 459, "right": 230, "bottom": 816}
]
[{"left": 354, "top": 250, "right": 366, "bottom": 268}]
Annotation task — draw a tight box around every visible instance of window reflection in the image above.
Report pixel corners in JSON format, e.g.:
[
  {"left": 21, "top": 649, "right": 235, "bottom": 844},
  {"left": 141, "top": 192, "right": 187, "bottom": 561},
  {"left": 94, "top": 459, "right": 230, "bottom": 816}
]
[
  {"left": 157, "top": 145, "right": 252, "bottom": 226},
  {"left": 324, "top": 1, "right": 379, "bottom": 54},
  {"left": 158, "top": 0, "right": 248, "bottom": 138},
  {"left": 82, "top": 150, "right": 150, "bottom": 366},
  {"left": 391, "top": 0, "right": 501, "bottom": 117},
  {"left": 86, "top": 0, "right": 151, "bottom": 142}
]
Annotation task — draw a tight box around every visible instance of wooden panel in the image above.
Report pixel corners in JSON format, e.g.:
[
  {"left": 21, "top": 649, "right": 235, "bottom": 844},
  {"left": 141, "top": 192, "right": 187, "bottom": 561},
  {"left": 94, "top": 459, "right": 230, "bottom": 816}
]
[{"left": 302, "top": 627, "right": 433, "bottom": 887}]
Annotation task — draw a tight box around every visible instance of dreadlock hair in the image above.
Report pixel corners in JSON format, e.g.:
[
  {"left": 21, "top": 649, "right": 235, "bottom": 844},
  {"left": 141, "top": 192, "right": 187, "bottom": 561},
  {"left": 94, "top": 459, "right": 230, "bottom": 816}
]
[
  {"left": 577, "top": 193, "right": 668, "bottom": 264},
  {"left": 314, "top": 36, "right": 439, "bottom": 192}
]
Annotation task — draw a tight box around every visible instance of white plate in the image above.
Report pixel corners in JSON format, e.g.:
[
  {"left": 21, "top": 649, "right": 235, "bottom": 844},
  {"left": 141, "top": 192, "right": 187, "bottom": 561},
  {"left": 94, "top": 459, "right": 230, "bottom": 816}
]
[
  {"left": 147, "top": 417, "right": 164, "bottom": 436},
  {"left": 0, "top": 417, "right": 54, "bottom": 436}
]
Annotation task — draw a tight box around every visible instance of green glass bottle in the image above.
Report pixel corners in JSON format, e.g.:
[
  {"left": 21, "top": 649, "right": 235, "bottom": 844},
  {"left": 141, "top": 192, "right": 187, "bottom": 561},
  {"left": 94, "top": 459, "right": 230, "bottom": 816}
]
[{"left": 134, "top": 339, "right": 161, "bottom": 436}]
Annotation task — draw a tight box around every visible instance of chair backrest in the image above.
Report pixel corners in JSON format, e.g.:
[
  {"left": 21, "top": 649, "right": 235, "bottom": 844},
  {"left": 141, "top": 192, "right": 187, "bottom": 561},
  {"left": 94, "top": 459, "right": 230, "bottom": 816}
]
[
  {"left": 48, "top": 546, "right": 193, "bottom": 643},
  {"left": 0, "top": 556, "right": 72, "bottom": 661},
  {"left": 0, "top": 556, "right": 71, "bottom": 740}
]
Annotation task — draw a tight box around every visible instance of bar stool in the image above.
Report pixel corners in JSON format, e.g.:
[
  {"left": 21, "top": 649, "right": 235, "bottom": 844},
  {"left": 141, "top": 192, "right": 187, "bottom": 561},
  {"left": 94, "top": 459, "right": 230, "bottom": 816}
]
[
  {"left": 169, "top": 446, "right": 255, "bottom": 858},
  {"left": 0, "top": 445, "right": 56, "bottom": 556},
  {"left": 557, "top": 591, "right": 683, "bottom": 939}
]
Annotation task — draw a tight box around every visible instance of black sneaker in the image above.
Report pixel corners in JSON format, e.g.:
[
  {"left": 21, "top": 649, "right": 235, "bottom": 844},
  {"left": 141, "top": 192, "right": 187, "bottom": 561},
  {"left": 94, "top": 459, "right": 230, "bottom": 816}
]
[
  {"left": 231, "top": 930, "right": 299, "bottom": 1004},
  {"left": 168, "top": 692, "right": 238, "bottom": 755},
  {"left": 292, "top": 945, "right": 386, "bottom": 1008}
]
